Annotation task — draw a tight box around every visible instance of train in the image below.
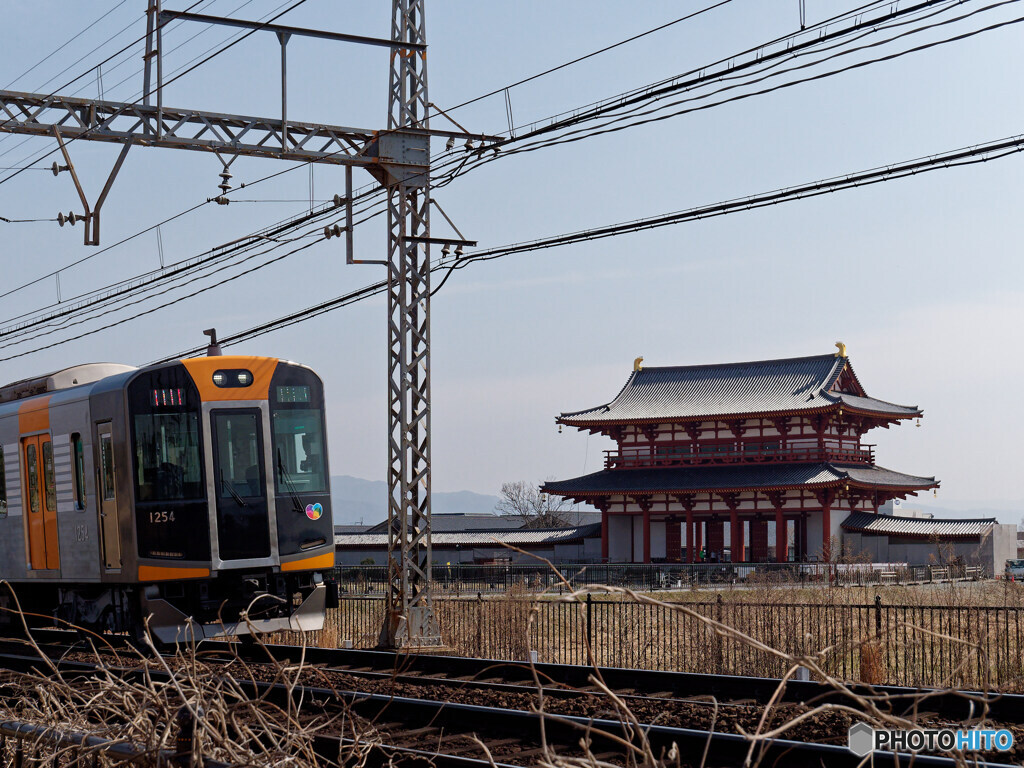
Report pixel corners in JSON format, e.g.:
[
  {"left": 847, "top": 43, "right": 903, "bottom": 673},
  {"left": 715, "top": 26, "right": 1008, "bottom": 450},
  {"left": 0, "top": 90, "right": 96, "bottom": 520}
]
[{"left": 0, "top": 350, "right": 335, "bottom": 644}]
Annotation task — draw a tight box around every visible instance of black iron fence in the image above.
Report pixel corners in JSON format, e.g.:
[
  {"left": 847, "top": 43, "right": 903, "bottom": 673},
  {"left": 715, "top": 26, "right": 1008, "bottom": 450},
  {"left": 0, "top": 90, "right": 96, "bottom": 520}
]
[
  {"left": 329, "top": 561, "right": 986, "bottom": 596},
  {"left": 306, "top": 594, "right": 1024, "bottom": 690}
]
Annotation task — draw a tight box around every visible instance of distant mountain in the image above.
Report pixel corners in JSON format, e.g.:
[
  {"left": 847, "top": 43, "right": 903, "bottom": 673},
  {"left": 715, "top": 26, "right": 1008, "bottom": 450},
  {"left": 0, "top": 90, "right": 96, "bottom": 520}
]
[{"left": 330, "top": 475, "right": 501, "bottom": 526}]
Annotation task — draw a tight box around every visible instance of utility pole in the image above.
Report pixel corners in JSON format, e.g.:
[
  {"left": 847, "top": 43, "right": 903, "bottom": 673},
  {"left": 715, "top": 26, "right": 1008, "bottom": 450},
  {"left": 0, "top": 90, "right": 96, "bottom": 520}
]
[
  {"left": 379, "top": 0, "right": 442, "bottom": 648},
  {"left": 0, "top": 1, "right": 488, "bottom": 648}
]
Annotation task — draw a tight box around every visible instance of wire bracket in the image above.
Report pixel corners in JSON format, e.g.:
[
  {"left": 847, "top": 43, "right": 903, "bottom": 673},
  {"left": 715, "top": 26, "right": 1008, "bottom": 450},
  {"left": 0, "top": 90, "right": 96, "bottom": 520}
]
[{"left": 52, "top": 127, "right": 131, "bottom": 246}]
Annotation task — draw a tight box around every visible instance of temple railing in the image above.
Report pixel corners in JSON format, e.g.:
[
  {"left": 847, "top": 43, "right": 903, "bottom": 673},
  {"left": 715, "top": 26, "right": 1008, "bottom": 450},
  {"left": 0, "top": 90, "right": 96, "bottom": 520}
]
[{"left": 604, "top": 444, "right": 875, "bottom": 469}]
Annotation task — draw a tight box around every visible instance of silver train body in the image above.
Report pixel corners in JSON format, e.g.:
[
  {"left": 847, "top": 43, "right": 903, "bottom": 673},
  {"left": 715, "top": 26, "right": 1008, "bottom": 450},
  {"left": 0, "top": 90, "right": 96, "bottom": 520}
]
[{"left": 0, "top": 356, "right": 335, "bottom": 643}]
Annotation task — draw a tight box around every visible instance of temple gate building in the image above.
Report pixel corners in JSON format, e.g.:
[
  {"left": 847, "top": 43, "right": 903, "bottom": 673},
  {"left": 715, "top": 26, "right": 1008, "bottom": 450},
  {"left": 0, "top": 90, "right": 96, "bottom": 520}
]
[{"left": 543, "top": 346, "right": 939, "bottom": 563}]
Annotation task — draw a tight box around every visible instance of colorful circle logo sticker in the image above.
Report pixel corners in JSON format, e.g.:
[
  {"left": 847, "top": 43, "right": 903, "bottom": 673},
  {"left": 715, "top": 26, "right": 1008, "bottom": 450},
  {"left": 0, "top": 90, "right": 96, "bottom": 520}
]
[{"left": 305, "top": 503, "right": 323, "bottom": 521}]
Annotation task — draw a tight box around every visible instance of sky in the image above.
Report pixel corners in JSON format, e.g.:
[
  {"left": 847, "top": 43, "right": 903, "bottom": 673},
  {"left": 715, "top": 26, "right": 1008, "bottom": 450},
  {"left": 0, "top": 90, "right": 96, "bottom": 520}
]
[{"left": 1, "top": 1, "right": 1023, "bottom": 524}]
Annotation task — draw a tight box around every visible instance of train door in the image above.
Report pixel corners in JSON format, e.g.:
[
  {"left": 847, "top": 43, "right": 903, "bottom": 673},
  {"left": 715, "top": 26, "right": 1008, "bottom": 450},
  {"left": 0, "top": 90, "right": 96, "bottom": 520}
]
[
  {"left": 210, "top": 409, "right": 271, "bottom": 561},
  {"left": 21, "top": 434, "right": 60, "bottom": 570},
  {"left": 96, "top": 423, "right": 121, "bottom": 570}
]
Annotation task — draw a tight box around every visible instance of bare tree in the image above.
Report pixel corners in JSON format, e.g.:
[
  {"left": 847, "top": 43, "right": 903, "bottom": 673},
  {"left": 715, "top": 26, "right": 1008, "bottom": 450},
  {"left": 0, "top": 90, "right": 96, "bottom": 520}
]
[{"left": 495, "top": 480, "right": 572, "bottom": 528}]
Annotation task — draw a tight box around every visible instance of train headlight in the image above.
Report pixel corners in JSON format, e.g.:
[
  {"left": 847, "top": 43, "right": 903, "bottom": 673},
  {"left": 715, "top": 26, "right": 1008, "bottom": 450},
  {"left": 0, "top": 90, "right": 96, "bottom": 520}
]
[{"left": 212, "top": 369, "right": 254, "bottom": 388}]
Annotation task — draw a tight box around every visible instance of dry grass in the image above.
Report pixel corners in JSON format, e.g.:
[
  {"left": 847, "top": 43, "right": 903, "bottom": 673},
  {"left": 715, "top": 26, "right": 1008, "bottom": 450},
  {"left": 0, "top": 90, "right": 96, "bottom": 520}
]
[
  {"left": 0, "top": 586, "right": 380, "bottom": 768},
  {"left": 0, "top": 577, "right": 1016, "bottom": 767}
]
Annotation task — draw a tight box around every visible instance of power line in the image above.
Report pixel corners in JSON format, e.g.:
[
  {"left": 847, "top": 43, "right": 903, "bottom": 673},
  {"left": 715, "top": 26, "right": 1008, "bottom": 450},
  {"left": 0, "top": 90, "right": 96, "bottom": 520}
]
[
  {"left": 152, "top": 129, "right": 1024, "bottom": 362},
  {"left": 0, "top": 0, "right": 308, "bottom": 190},
  {"left": 431, "top": 0, "right": 1019, "bottom": 184},
  {"left": 435, "top": 0, "right": 734, "bottom": 117},
  {"left": 0, "top": 238, "right": 323, "bottom": 363},
  {"left": 0, "top": 1, "right": 132, "bottom": 90},
  {"left": 2, "top": 0, "right": 1007, "bottom": 352}
]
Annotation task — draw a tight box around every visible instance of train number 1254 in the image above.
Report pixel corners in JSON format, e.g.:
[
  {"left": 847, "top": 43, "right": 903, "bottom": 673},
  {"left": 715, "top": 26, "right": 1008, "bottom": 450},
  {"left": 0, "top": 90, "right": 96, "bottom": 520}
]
[{"left": 148, "top": 510, "right": 176, "bottom": 524}]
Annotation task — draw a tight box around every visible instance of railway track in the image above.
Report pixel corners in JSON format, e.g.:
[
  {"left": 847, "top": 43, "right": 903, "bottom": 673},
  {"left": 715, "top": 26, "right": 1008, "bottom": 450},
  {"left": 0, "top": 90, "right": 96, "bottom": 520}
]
[
  {"left": 202, "top": 639, "right": 1024, "bottom": 726},
  {"left": 0, "top": 632, "right": 1019, "bottom": 767}
]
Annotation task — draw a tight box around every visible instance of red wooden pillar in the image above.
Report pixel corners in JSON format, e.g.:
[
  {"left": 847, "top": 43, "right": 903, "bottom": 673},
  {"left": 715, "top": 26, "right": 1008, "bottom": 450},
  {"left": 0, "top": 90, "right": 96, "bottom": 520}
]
[
  {"left": 750, "top": 519, "right": 769, "bottom": 562},
  {"left": 775, "top": 509, "right": 787, "bottom": 562},
  {"left": 685, "top": 508, "right": 694, "bottom": 562},
  {"left": 665, "top": 519, "right": 681, "bottom": 562},
  {"left": 706, "top": 519, "right": 723, "bottom": 560},
  {"left": 678, "top": 495, "right": 696, "bottom": 563},
  {"left": 767, "top": 491, "right": 787, "bottom": 563},
  {"left": 601, "top": 510, "right": 609, "bottom": 562},
  {"left": 821, "top": 504, "right": 831, "bottom": 561},
  {"left": 695, "top": 518, "right": 703, "bottom": 554},
  {"left": 722, "top": 494, "right": 742, "bottom": 563},
  {"left": 816, "top": 489, "right": 837, "bottom": 561},
  {"left": 642, "top": 510, "right": 652, "bottom": 563}
]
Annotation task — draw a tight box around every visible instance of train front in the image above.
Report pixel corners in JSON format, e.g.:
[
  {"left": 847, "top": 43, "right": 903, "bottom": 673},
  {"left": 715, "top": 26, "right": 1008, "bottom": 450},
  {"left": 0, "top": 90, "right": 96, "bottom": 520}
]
[{"left": 127, "top": 356, "right": 334, "bottom": 643}]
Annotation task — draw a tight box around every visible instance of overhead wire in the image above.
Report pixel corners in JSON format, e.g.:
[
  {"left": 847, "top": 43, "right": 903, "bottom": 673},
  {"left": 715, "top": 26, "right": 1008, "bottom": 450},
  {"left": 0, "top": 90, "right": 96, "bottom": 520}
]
[
  {"left": 0, "top": 0, "right": 951, "bottom": 297},
  {"left": 150, "top": 129, "right": 1024, "bottom": 361},
  {"left": 1, "top": 0, "right": 1015, "bottom": 360},
  {"left": 1, "top": 1, "right": 133, "bottom": 90},
  {"left": 433, "top": 0, "right": 735, "bottom": 117},
  {"left": 0, "top": 0, "right": 309, "bottom": 190},
  {"left": 430, "top": 0, "right": 1021, "bottom": 185}
]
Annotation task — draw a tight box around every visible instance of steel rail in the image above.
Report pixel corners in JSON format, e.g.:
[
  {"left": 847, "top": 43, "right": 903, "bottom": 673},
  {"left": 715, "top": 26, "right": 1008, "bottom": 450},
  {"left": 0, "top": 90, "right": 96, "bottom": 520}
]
[
  {"left": 0, "top": 646, "right": 1017, "bottom": 768},
  {"left": 203, "top": 640, "right": 1024, "bottom": 726}
]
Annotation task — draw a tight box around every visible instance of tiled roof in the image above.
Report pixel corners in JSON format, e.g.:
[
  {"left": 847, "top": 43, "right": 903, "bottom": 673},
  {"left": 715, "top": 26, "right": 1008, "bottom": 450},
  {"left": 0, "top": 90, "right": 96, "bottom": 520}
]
[
  {"left": 842, "top": 512, "right": 997, "bottom": 538},
  {"left": 558, "top": 354, "right": 920, "bottom": 424},
  {"left": 335, "top": 523, "right": 601, "bottom": 548},
  {"left": 542, "top": 463, "right": 937, "bottom": 496}
]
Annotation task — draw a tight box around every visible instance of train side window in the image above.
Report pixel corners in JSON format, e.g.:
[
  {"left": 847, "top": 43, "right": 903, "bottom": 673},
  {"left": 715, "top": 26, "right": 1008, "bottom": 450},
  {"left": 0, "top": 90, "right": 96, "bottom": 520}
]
[
  {"left": 71, "top": 433, "right": 86, "bottom": 510},
  {"left": 26, "top": 443, "right": 40, "bottom": 514},
  {"left": 99, "top": 434, "right": 116, "bottom": 502},
  {"left": 42, "top": 441, "right": 56, "bottom": 512},
  {"left": 0, "top": 447, "right": 6, "bottom": 517}
]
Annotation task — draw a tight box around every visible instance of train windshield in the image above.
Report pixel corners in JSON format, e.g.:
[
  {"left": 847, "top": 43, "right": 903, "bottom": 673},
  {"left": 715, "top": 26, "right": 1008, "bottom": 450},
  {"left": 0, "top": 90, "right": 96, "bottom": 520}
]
[
  {"left": 270, "top": 373, "right": 327, "bottom": 495},
  {"left": 129, "top": 369, "right": 205, "bottom": 503},
  {"left": 271, "top": 409, "right": 326, "bottom": 493},
  {"left": 133, "top": 413, "right": 203, "bottom": 501}
]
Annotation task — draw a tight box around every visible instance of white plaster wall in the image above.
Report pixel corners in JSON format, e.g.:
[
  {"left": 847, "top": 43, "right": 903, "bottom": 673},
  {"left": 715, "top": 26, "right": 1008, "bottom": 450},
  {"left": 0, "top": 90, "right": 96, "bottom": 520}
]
[
  {"left": 608, "top": 515, "right": 632, "bottom": 562},
  {"left": 651, "top": 520, "right": 666, "bottom": 559},
  {"left": 806, "top": 514, "right": 823, "bottom": 559}
]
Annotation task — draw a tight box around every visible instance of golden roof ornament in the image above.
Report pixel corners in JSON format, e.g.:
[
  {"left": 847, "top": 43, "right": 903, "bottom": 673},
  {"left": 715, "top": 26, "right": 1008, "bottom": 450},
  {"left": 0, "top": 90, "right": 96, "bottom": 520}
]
[
  {"left": 834, "top": 341, "right": 847, "bottom": 358},
  {"left": 633, "top": 356, "right": 644, "bottom": 372}
]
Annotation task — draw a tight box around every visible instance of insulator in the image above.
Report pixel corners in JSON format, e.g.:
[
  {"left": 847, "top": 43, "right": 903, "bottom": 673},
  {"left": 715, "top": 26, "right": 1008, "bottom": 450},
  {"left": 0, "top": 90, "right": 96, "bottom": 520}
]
[
  {"left": 445, "top": 136, "right": 455, "bottom": 151},
  {"left": 464, "top": 139, "right": 474, "bottom": 151},
  {"left": 333, "top": 194, "right": 345, "bottom": 207},
  {"left": 51, "top": 162, "right": 68, "bottom": 177},
  {"left": 454, "top": 244, "right": 464, "bottom": 257},
  {"left": 68, "top": 211, "right": 78, "bottom": 226},
  {"left": 57, "top": 212, "right": 66, "bottom": 227},
  {"left": 215, "top": 195, "right": 230, "bottom": 206},
  {"left": 218, "top": 167, "right": 233, "bottom": 194},
  {"left": 441, "top": 243, "right": 451, "bottom": 258},
  {"left": 323, "top": 224, "right": 343, "bottom": 239}
]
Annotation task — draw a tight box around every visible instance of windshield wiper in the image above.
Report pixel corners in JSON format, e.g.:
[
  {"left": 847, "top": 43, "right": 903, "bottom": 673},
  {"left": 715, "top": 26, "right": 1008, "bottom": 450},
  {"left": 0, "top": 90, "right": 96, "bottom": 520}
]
[
  {"left": 220, "top": 470, "right": 249, "bottom": 508},
  {"left": 277, "top": 450, "right": 305, "bottom": 514}
]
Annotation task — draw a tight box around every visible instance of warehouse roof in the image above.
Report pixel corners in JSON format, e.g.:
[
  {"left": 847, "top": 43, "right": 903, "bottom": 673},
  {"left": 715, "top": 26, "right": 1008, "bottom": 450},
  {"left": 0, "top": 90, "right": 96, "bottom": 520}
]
[
  {"left": 335, "top": 523, "right": 601, "bottom": 549},
  {"left": 542, "top": 463, "right": 937, "bottom": 498},
  {"left": 364, "top": 513, "right": 523, "bottom": 534},
  {"left": 558, "top": 353, "right": 920, "bottom": 425},
  {"left": 841, "top": 512, "right": 997, "bottom": 539}
]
